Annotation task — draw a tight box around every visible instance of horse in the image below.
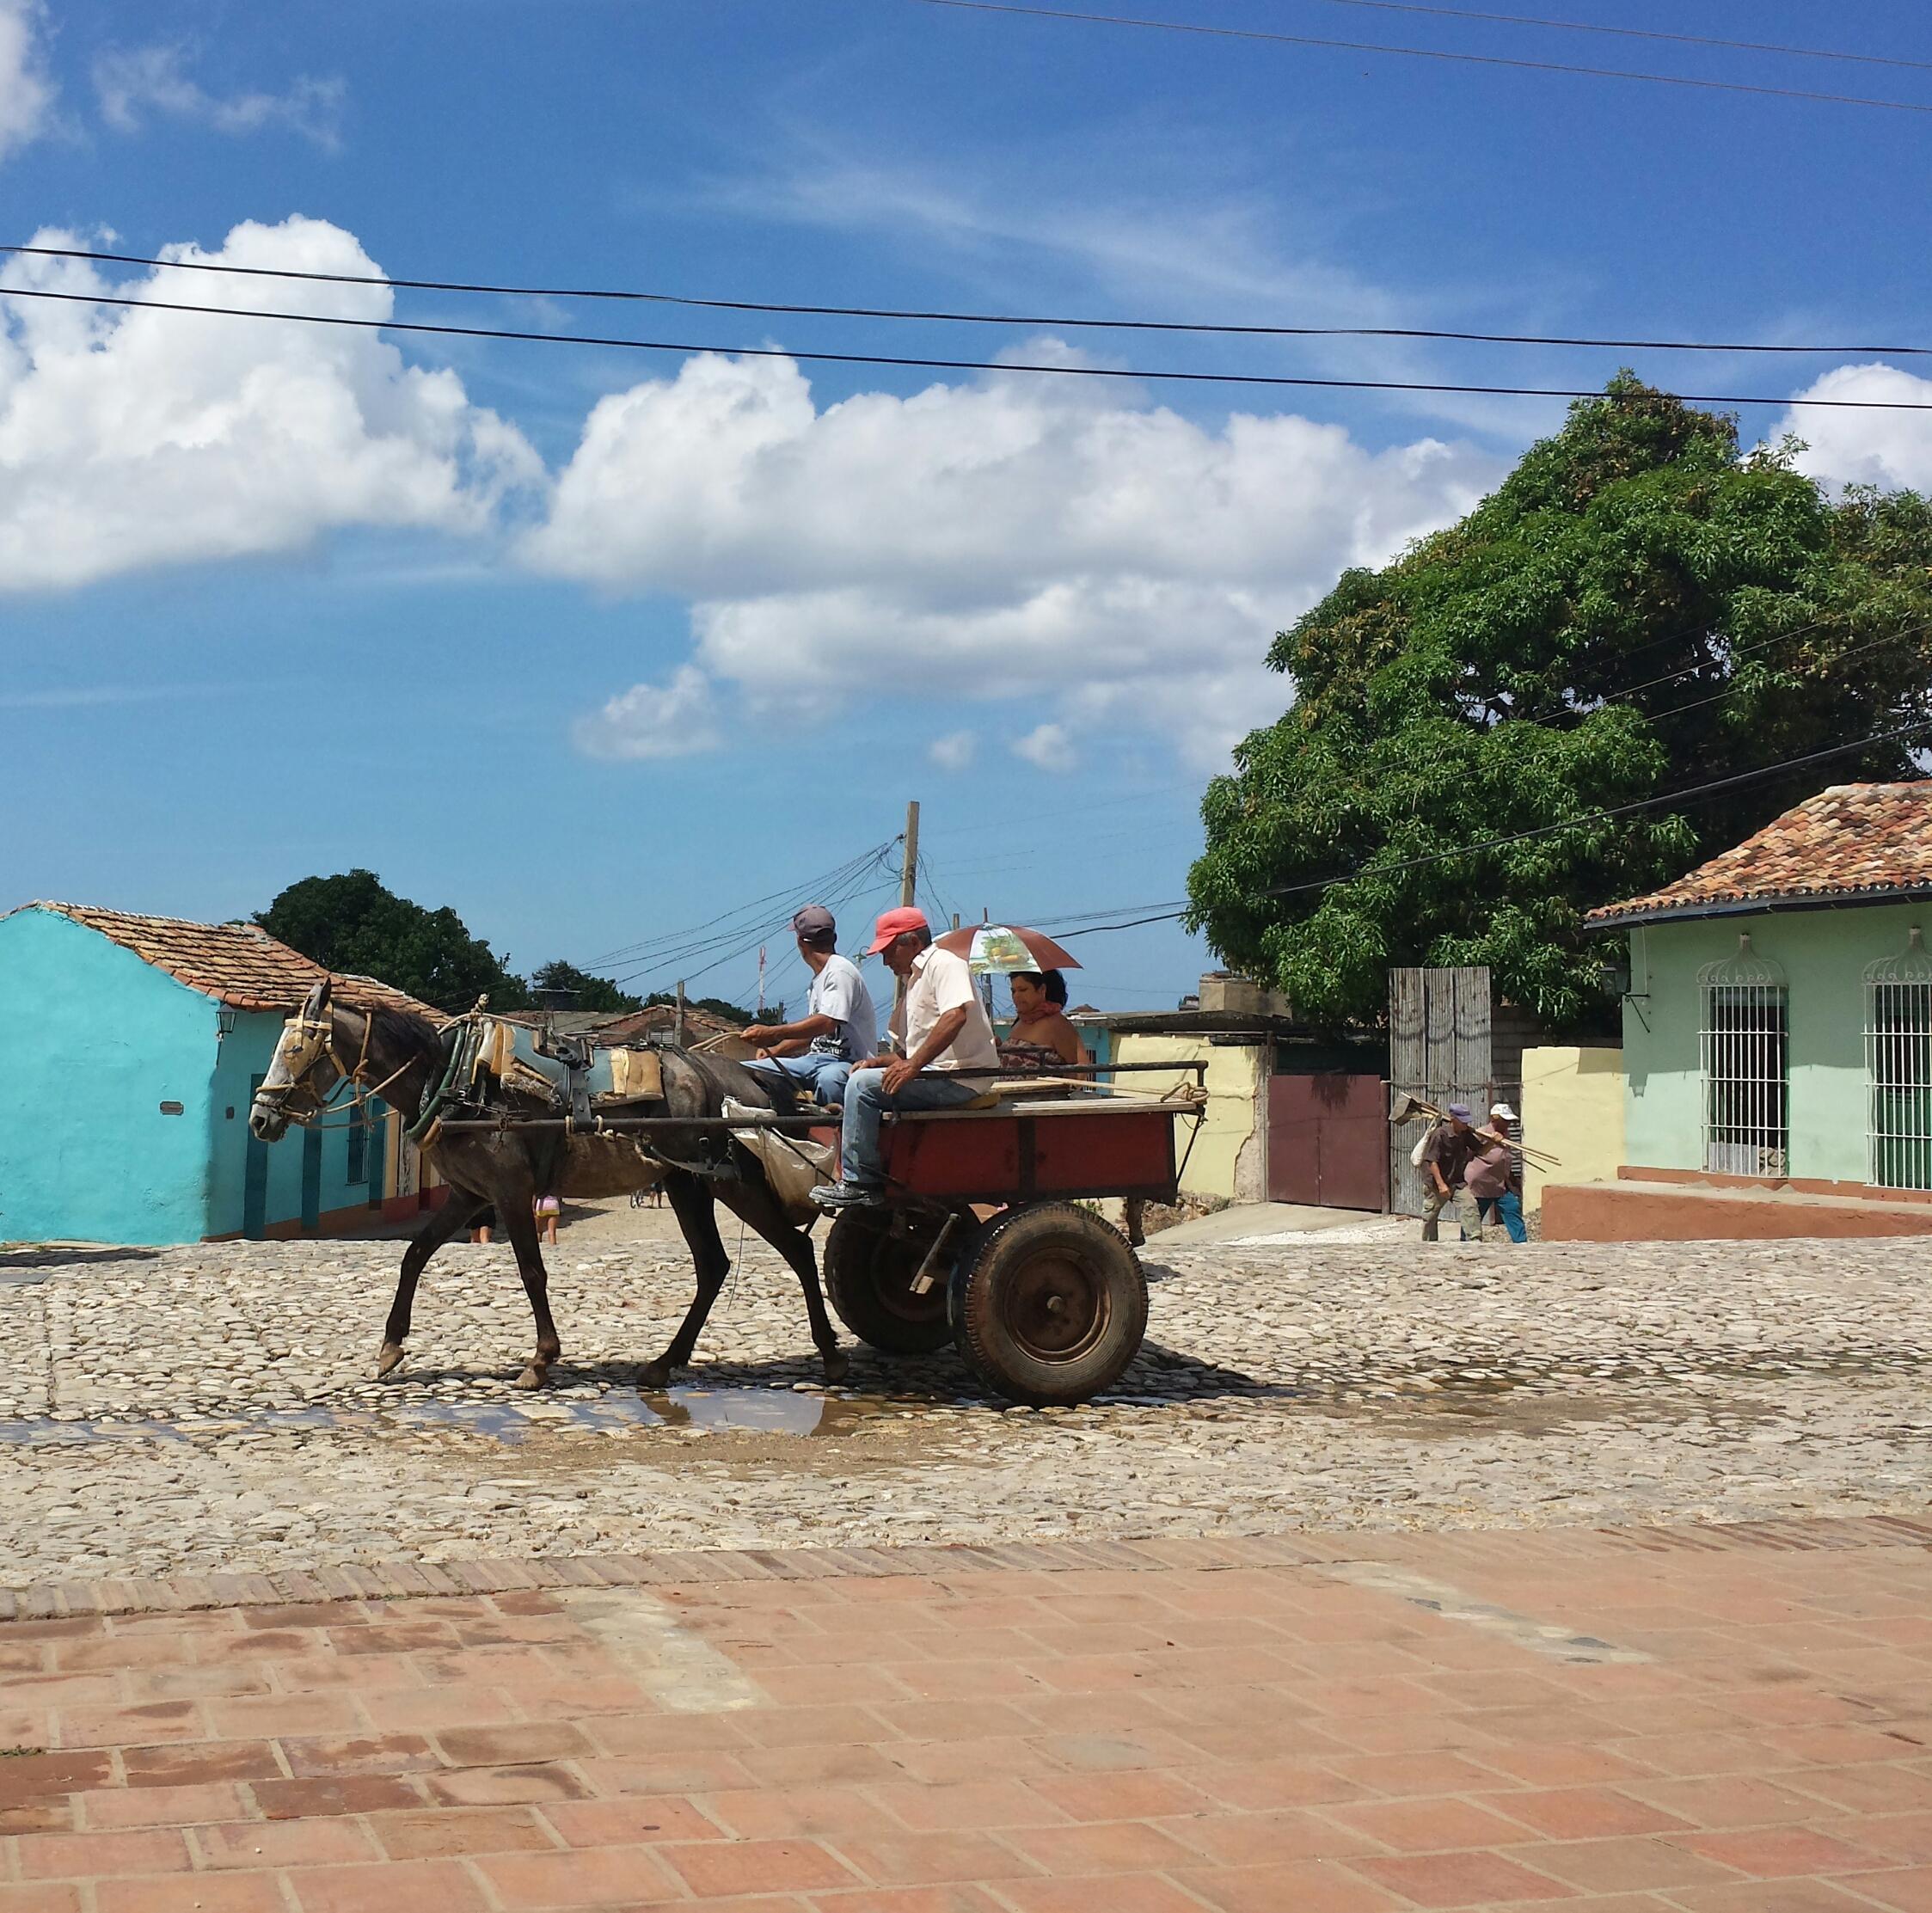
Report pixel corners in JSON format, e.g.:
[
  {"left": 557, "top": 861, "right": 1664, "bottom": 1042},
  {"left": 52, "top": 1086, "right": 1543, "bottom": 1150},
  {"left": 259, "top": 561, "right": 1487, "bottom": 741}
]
[{"left": 247, "top": 979, "right": 848, "bottom": 1391}]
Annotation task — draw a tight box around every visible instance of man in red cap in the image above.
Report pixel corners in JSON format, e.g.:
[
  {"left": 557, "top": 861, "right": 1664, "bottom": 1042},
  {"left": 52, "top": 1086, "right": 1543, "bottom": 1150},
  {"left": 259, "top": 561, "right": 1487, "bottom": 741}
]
[{"left": 812, "top": 905, "right": 999, "bottom": 1208}]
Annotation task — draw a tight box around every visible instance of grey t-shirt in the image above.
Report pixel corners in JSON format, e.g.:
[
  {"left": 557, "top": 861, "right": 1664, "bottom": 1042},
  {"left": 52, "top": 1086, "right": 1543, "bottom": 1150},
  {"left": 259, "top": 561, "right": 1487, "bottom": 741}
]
[{"left": 808, "top": 953, "right": 878, "bottom": 1062}]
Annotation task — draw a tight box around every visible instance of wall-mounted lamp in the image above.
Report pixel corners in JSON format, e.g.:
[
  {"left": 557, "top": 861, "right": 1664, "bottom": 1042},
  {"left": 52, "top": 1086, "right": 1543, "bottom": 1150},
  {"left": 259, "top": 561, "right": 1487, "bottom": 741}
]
[{"left": 216, "top": 1009, "right": 237, "bottom": 1042}]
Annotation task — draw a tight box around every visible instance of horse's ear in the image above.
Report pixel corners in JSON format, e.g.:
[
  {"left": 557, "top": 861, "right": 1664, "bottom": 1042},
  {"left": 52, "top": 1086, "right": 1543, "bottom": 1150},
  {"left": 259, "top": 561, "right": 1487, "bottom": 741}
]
[{"left": 302, "top": 977, "right": 332, "bottom": 1019}]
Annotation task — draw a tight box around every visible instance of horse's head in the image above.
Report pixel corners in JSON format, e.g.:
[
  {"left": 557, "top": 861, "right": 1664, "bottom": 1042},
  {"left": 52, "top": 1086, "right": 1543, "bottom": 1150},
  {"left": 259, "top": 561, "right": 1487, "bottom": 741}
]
[{"left": 249, "top": 978, "right": 346, "bottom": 1142}]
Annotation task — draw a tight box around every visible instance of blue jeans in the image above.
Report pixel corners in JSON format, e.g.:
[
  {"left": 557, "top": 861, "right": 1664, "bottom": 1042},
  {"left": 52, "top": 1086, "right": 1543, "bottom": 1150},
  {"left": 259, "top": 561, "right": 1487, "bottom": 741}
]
[
  {"left": 1478, "top": 1191, "right": 1528, "bottom": 1243},
  {"left": 743, "top": 1051, "right": 853, "bottom": 1108},
  {"left": 839, "top": 1068, "right": 982, "bottom": 1187}
]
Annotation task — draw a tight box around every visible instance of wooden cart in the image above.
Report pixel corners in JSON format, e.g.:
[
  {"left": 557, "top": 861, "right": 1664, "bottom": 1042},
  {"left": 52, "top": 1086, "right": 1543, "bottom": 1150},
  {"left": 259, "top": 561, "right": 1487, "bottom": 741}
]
[{"left": 821, "top": 1095, "right": 1198, "bottom": 1407}]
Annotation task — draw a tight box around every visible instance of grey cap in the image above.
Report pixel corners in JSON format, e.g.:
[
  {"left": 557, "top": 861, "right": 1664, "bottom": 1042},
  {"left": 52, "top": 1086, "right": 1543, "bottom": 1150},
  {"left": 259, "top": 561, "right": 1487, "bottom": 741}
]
[
  {"left": 1446, "top": 1102, "right": 1473, "bottom": 1121},
  {"left": 792, "top": 904, "right": 836, "bottom": 941}
]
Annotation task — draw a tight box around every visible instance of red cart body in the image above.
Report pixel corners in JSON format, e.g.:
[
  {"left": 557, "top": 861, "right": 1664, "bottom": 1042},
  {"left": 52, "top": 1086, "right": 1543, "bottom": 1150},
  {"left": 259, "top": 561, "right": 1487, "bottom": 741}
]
[{"left": 881, "top": 1103, "right": 1180, "bottom": 1206}]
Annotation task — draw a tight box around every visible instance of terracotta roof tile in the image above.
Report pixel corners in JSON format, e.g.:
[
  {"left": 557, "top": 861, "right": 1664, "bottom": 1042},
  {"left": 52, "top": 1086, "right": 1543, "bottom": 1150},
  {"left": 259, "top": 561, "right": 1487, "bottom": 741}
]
[
  {"left": 10, "top": 903, "right": 445, "bottom": 1020},
  {"left": 1587, "top": 782, "right": 1932, "bottom": 926}
]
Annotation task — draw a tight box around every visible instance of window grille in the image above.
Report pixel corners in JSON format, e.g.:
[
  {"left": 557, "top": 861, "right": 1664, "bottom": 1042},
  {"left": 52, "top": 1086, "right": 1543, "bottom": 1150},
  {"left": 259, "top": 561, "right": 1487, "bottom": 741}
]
[
  {"left": 1866, "top": 928, "right": 1932, "bottom": 1190},
  {"left": 1699, "top": 938, "right": 1788, "bottom": 1178},
  {"left": 347, "top": 1117, "right": 367, "bottom": 1186}
]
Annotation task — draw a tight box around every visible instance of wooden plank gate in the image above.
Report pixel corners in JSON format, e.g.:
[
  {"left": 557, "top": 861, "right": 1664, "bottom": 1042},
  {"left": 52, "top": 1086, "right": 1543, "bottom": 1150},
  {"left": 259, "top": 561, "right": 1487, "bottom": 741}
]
[{"left": 1388, "top": 966, "right": 1518, "bottom": 1217}]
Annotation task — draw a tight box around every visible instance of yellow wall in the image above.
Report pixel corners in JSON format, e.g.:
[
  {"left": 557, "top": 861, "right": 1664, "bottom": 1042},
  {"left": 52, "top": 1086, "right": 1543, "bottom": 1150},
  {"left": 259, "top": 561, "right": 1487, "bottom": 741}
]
[
  {"left": 1522, "top": 1045, "right": 1624, "bottom": 1213},
  {"left": 1112, "top": 1034, "right": 1266, "bottom": 1203}
]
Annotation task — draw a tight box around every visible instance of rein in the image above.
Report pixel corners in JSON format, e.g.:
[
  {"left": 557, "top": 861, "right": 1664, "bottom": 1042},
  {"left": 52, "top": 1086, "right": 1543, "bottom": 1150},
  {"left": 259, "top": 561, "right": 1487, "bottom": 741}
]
[{"left": 279, "top": 1007, "right": 421, "bottom": 1131}]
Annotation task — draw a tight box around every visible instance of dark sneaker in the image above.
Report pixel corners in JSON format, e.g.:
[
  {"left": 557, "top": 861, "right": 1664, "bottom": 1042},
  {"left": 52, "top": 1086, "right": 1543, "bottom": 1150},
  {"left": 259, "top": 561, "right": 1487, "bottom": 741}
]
[{"left": 812, "top": 1180, "right": 885, "bottom": 1209}]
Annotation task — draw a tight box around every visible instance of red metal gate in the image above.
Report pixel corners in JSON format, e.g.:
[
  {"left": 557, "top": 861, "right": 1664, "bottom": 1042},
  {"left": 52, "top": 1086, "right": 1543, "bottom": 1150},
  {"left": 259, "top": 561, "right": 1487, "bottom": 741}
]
[{"left": 1268, "top": 1074, "right": 1387, "bottom": 1211}]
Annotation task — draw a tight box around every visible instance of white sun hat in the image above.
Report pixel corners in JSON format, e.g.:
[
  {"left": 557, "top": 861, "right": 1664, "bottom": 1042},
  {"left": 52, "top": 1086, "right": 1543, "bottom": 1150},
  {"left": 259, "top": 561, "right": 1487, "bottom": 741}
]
[{"left": 1489, "top": 1101, "right": 1518, "bottom": 1122}]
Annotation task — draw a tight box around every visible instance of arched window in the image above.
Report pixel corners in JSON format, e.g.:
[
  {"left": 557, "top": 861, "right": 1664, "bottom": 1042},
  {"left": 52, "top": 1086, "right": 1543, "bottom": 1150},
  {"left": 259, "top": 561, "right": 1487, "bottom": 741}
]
[
  {"left": 1866, "top": 929, "right": 1932, "bottom": 1190},
  {"left": 1699, "top": 937, "right": 1788, "bottom": 1178}
]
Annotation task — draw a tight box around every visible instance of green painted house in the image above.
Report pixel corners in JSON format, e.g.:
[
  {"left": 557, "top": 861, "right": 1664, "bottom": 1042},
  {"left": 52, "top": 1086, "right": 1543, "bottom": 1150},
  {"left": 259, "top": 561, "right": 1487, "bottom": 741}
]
[{"left": 1587, "top": 783, "right": 1932, "bottom": 1197}]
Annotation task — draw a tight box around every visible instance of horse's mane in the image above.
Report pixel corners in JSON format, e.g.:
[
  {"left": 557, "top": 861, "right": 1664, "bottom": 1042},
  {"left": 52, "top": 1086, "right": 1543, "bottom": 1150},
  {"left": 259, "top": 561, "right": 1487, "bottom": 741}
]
[{"left": 354, "top": 1002, "right": 445, "bottom": 1060}]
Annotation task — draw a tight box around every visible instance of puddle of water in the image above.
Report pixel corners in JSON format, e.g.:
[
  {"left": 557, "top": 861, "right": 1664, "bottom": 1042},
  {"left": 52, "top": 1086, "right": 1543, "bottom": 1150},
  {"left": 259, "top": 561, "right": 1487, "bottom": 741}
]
[
  {"left": 400, "top": 1401, "right": 545, "bottom": 1444},
  {"left": 1, "top": 1388, "right": 892, "bottom": 1448},
  {"left": 632, "top": 1387, "right": 891, "bottom": 1438},
  {"left": 0, "top": 1417, "right": 187, "bottom": 1445}
]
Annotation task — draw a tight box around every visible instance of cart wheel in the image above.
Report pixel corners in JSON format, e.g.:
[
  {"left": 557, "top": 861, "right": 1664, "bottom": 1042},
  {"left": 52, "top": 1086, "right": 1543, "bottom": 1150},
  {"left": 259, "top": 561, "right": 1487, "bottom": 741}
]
[
  {"left": 948, "top": 1203, "right": 1148, "bottom": 1406},
  {"left": 822, "top": 1210, "right": 955, "bottom": 1355}
]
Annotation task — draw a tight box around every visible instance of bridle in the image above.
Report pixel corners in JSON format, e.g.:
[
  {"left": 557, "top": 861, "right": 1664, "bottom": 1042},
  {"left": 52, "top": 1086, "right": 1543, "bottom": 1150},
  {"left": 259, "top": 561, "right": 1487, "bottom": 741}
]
[{"left": 267, "top": 1003, "right": 416, "bottom": 1128}]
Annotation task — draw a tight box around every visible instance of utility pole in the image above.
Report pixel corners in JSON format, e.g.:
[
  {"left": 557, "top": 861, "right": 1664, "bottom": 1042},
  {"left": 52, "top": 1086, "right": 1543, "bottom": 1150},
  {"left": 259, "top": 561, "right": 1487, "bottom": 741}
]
[
  {"left": 900, "top": 800, "right": 920, "bottom": 911},
  {"left": 674, "top": 979, "right": 686, "bottom": 1046}
]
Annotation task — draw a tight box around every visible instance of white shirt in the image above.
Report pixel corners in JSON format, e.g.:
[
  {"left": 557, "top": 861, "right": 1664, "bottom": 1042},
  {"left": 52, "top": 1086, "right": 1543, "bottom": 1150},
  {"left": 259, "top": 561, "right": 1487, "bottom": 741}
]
[
  {"left": 889, "top": 945, "right": 999, "bottom": 1076},
  {"left": 807, "top": 953, "right": 877, "bottom": 1063}
]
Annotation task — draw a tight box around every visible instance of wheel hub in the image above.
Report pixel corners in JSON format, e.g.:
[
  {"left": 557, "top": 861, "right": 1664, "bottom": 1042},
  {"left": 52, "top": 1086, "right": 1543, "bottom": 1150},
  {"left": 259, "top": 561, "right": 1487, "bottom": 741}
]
[{"left": 1003, "top": 1248, "right": 1109, "bottom": 1361}]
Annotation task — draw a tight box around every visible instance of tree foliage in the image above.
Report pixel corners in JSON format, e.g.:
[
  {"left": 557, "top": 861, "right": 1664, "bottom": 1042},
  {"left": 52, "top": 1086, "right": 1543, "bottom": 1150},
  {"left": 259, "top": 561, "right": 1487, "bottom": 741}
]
[
  {"left": 640, "top": 990, "right": 763, "bottom": 1025},
  {"left": 258, "top": 870, "right": 529, "bottom": 1011},
  {"left": 1187, "top": 377, "right": 1932, "bottom": 1027},
  {"left": 527, "top": 960, "right": 642, "bottom": 1014}
]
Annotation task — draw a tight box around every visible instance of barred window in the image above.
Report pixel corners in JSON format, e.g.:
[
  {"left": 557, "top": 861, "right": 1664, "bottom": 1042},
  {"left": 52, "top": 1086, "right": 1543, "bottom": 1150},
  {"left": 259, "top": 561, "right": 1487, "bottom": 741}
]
[
  {"left": 1700, "top": 939, "right": 1788, "bottom": 1179},
  {"left": 1866, "top": 929, "right": 1932, "bottom": 1191},
  {"left": 347, "top": 1117, "right": 367, "bottom": 1186}
]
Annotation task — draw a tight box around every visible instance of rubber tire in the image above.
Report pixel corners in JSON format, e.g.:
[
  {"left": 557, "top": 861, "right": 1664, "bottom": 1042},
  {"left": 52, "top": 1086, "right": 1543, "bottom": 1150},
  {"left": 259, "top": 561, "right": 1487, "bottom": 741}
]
[
  {"left": 948, "top": 1202, "right": 1148, "bottom": 1406},
  {"left": 822, "top": 1209, "right": 955, "bottom": 1355}
]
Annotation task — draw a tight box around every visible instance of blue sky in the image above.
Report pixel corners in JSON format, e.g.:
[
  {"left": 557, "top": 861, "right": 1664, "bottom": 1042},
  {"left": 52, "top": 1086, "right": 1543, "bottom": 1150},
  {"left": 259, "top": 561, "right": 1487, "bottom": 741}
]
[{"left": 3, "top": 0, "right": 1929, "bottom": 1014}]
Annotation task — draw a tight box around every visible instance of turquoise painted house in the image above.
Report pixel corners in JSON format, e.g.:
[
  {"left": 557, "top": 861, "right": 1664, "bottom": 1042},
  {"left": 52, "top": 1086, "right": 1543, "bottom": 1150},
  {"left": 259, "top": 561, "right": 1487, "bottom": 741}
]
[
  {"left": 1587, "top": 783, "right": 1932, "bottom": 1200},
  {"left": 0, "top": 904, "right": 437, "bottom": 1247}
]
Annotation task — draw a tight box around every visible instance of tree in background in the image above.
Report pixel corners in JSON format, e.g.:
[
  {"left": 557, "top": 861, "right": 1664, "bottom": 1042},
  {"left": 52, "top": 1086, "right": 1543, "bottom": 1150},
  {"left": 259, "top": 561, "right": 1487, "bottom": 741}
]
[
  {"left": 1187, "top": 377, "right": 1932, "bottom": 1027},
  {"left": 527, "top": 960, "right": 642, "bottom": 1014},
  {"left": 641, "top": 990, "right": 765, "bottom": 1025},
  {"left": 258, "top": 870, "right": 529, "bottom": 1011}
]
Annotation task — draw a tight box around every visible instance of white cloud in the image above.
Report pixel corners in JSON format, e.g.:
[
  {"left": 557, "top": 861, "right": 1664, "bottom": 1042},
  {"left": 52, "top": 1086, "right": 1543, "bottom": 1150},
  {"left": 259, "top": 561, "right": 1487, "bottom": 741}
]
[
  {"left": 0, "top": 218, "right": 541, "bottom": 592},
  {"left": 572, "top": 665, "right": 722, "bottom": 761},
  {"left": 527, "top": 350, "right": 1502, "bottom": 766},
  {"left": 0, "top": 0, "right": 52, "bottom": 162},
  {"left": 1012, "top": 721, "right": 1077, "bottom": 773},
  {"left": 929, "top": 729, "right": 978, "bottom": 771},
  {"left": 1782, "top": 363, "right": 1932, "bottom": 493},
  {"left": 94, "top": 45, "right": 345, "bottom": 150}
]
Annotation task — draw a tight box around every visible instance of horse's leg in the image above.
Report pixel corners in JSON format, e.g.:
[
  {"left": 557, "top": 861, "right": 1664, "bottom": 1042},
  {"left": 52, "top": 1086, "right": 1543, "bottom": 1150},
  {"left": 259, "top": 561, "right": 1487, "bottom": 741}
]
[
  {"left": 717, "top": 1180, "right": 848, "bottom": 1384},
  {"left": 499, "top": 1193, "right": 561, "bottom": 1390},
  {"left": 641, "top": 1171, "right": 727, "bottom": 1390},
  {"left": 377, "top": 1190, "right": 483, "bottom": 1378}
]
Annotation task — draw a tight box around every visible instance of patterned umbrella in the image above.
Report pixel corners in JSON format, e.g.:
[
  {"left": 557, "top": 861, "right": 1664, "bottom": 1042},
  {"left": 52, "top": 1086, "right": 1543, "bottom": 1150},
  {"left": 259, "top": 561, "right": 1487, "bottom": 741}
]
[{"left": 933, "top": 923, "right": 1081, "bottom": 973}]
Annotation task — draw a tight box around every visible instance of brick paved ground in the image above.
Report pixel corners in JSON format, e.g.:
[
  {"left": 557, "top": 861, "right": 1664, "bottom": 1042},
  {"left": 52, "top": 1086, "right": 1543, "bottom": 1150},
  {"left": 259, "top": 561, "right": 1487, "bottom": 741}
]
[{"left": 6, "top": 1518, "right": 1932, "bottom": 1909}]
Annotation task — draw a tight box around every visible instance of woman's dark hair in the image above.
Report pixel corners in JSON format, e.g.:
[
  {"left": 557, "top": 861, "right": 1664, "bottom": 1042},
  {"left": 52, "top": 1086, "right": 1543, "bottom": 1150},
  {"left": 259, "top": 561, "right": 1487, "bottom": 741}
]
[{"left": 1017, "top": 968, "right": 1069, "bottom": 1008}]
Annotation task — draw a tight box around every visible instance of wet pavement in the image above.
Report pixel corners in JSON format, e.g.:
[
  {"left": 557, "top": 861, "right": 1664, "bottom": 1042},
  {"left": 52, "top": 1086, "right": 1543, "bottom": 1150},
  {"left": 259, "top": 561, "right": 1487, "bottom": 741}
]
[{"left": 0, "top": 1223, "right": 1928, "bottom": 1583}]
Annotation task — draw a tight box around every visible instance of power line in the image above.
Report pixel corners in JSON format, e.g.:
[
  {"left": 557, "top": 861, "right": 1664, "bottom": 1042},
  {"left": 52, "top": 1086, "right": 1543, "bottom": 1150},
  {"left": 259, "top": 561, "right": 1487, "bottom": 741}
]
[
  {"left": 611, "top": 846, "right": 900, "bottom": 992},
  {"left": 1300, "top": 0, "right": 1932, "bottom": 75},
  {"left": 1043, "top": 714, "right": 1932, "bottom": 935},
  {"left": 12, "top": 242, "right": 1932, "bottom": 360},
  {"left": 1251, "top": 717, "right": 1932, "bottom": 901},
  {"left": 583, "top": 839, "right": 896, "bottom": 968},
  {"left": 9, "top": 283, "right": 1932, "bottom": 411},
  {"left": 897, "top": 0, "right": 1932, "bottom": 115},
  {"left": 1508, "top": 609, "right": 1932, "bottom": 729}
]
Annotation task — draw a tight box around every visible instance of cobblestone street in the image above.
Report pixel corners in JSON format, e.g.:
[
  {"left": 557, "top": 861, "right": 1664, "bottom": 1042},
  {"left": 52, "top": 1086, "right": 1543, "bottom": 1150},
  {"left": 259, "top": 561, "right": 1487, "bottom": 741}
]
[{"left": 2, "top": 1223, "right": 1928, "bottom": 1585}]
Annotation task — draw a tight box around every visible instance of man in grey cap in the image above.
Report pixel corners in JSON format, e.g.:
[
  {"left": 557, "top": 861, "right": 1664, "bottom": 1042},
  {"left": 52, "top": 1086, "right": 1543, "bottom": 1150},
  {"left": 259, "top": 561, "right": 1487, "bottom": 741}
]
[
  {"left": 740, "top": 905, "right": 879, "bottom": 1109},
  {"left": 1420, "top": 1101, "right": 1483, "bottom": 1242}
]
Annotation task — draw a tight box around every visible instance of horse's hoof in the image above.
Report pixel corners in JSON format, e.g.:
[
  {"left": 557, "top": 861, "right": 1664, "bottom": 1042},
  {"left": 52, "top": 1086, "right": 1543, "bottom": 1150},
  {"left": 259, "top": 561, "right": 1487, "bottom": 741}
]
[
  {"left": 639, "top": 1360, "right": 672, "bottom": 1391},
  {"left": 821, "top": 1346, "right": 850, "bottom": 1383},
  {"left": 513, "top": 1365, "right": 549, "bottom": 1391},
  {"left": 376, "top": 1342, "right": 406, "bottom": 1379}
]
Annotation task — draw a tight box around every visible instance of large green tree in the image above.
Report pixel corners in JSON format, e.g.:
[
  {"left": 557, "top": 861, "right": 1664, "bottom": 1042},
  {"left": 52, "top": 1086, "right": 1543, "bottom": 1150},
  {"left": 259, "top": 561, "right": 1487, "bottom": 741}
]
[
  {"left": 527, "top": 960, "right": 642, "bottom": 1014},
  {"left": 258, "top": 870, "right": 529, "bottom": 1011},
  {"left": 1187, "top": 377, "right": 1932, "bottom": 1027}
]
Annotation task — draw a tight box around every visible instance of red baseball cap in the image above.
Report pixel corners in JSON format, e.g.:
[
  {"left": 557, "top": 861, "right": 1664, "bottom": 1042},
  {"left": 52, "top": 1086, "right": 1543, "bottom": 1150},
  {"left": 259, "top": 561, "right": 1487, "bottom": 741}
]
[{"left": 865, "top": 905, "right": 929, "bottom": 955}]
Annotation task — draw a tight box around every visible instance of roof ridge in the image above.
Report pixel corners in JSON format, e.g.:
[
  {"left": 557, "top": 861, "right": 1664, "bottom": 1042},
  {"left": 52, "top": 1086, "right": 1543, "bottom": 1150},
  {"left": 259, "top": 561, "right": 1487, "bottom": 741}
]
[{"left": 1589, "top": 779, "right": 1932, "bottom": 928}]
